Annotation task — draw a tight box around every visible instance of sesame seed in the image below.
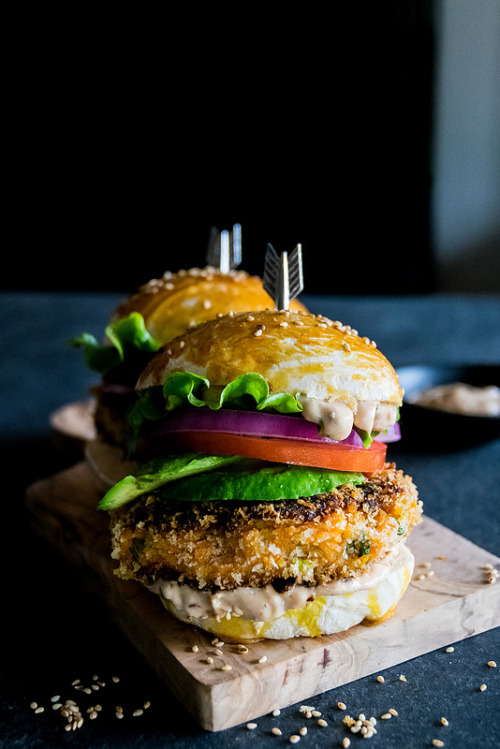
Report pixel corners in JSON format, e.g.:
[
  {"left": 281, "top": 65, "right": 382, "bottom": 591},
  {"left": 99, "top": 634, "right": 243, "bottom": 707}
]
[
  {"left": 237, "top": 644, "right": 249, "bottom": 653},
  {"left": 258, "top": 655, "right": 267, "bottom": 663},
  {"left": 389, "top": 708, "right": 398, "bottom": 716},
  {"left": 191, "top": 645, "right": 199, "bottom": 652},
  {"left": 221, "top": 664, "right": 232, "bottom": 671},
  {"left": 483, "top": 563, "right": 493, "bottom": 570},
  {"left": 441, "top": 717, "right": 449, "bottom": 726},
  {"left": 338, "top": 701, "right": 347, "bottom": 710},
  {"left": 34, "top": 707, "right": 44, "bottom": 714},
  {"left": 381, "top": 713, "right": 392, "bottom": 720},
  {"left": 247, "top": 722, "right": 258, "bottom": 730},
  {"left": 50, "top": 694, "right": 61, "bottom": 702},
  {"left": 71, "top": 679, "right": 81, "bottom": 686},
  {"left": 247, "top": 316, "right": 255, "bottom": 321},
  {"left": 214, "top": 648, "right": 223, "bottom": 656},
  {"left": 272, "top": 709, "right": 281, "bottom": 716},
  {"left": 479, "top": 684, "right": 487, "bottom": 691},
  {"left": 206, "top": 657, "right": 214, "bottom": 664},
  {"left": 487, "top": 660, "right": 497, "bottom": 667},
  {"left": 254, "top": 329, "right": 263, "bottom": 336},
  {"left": 116, "top": 711, "right": 124, "bottom": 719},
  {"left": 432, "top": 741, "right": 444, "bottom": 747},
  {"left": 399, "top": 675, "right": 407, "bottom": 681},
  {"left": 299, "top": 726, "right": 307, "bottom": 735},
  {"left": 289, "top": 736, "right": 300, "bottom": 744},
  {"left": 272, "top": 727, "right": 282, "bottom": 735},
  {"left": 377, "top": 675, "right": 385, "bottom": 683},
  {"left": 445, "top": 646, "right": 454, "bottom": 653},
  {"left": 318, "top": 718, "right": 328, "bottom": 727},
  {"left": 311, "top": 710, "right": 322, "bottom": 717},
  {"left": 52, "top": 703, "right": 63, "bottom": 710},
  {"left": 133, "top": 709, "right": 144, "bottom": 717},
  {"left": 143, "top": 701, "right": 151, "bottom": 709},
  {"left": 115, "top": 705, "right": 123, "bottom": 713},
  {"left": 30, "top": 702, "right": 38, "bottom": 710},
  {"left": 343, "top": 739, "right": 351, "bottom": 748}
]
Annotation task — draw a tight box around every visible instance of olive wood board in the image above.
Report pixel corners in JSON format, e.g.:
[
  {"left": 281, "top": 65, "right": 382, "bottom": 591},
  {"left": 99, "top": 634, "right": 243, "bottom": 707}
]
[{"left": 26, "top": 460, "right": 500, "bottom": 732}]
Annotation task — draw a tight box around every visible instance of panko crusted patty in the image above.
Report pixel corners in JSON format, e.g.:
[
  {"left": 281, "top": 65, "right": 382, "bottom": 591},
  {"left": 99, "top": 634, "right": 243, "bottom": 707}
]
[{"left": 110, "top": 464, "right": 421, "bottom": 591}]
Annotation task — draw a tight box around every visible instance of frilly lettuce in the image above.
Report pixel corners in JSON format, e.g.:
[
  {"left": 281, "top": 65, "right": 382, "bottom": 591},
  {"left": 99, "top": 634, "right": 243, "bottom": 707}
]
[
  {"left": 70, "top": 312, "right": 162, "bottom": 373},
  {"left": 126, "top": 371, "right": 303, "bottom": 445}
]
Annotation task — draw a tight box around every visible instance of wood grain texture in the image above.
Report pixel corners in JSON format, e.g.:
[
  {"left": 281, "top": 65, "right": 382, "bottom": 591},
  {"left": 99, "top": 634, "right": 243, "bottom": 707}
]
[{"left": 26, "top": 461, "right": 500, "bottom": 732}]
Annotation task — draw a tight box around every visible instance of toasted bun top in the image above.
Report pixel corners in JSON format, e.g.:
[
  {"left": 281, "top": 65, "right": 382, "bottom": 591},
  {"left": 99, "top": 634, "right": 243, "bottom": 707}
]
[
  {"left": 136, "top": 309, "right": 403, "bottom": 406},
  {"left": 113, "top": 267, "right": 308, "bottom": 345}
]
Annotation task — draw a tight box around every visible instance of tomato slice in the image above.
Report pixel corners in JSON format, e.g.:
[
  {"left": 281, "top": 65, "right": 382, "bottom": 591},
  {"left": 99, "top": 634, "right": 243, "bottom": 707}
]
[{"left": 167, "top": 431, "right": 387, "bottom": 472}]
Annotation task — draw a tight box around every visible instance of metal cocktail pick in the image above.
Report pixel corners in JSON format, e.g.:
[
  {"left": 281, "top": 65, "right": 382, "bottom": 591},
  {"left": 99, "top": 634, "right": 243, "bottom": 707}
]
[
  {"left": 263, "top": 242, "right": 304, "bottom": 310},
  {"left": 206, "top": 223, "right": 242, "bottom": 273}
]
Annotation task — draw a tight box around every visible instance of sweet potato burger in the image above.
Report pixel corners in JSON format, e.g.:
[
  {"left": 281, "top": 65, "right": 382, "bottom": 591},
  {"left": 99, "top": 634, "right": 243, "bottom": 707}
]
[{"left": 89, "top": 308, "right": 422, "bottom": 642}]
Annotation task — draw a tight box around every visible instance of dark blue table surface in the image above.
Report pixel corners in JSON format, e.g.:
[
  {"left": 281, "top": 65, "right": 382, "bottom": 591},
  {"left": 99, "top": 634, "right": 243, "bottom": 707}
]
[{"left": 1, "top": 291, "right": 499, "bottom": 748}]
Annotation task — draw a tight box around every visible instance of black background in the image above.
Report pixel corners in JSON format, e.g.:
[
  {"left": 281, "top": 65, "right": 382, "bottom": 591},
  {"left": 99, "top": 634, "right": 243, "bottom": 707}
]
[{"left": 5, "top": 2, "right": 436, "bottom": 296}]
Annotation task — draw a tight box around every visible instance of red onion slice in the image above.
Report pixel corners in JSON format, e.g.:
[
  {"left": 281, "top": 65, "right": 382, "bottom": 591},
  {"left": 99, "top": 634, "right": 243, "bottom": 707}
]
[
  {"left": 375, "top": 422, "right": 401, "bottom": 442},
  {"left": 149, "top": 408, "right": 371, "bottom": 447}
]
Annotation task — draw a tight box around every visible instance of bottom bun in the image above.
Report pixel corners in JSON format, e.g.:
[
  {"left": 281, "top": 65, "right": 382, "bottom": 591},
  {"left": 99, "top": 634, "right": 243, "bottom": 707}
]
[{"left": 151, "top": 544, "right": 414, "bottom": 642}]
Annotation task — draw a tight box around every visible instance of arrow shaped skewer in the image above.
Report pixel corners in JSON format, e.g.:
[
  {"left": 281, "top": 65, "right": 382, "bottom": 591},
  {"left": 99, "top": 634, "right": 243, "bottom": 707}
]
[
  {"left": 263, "top": 242, "right": 304, "bottom": 310},
  {"left": 206, "top": 223, "right": 242, "bottom": 272}
]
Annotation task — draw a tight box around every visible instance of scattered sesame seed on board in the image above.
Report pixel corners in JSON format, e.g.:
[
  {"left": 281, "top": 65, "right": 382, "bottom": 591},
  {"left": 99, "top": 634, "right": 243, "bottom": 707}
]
[
  {"left": 445, "top": 646, "right": 455, "bottom": 653},
  {"left": 289, "top": 736, "right": 301, "bottom": 744},
  {"left": 487, "top": 660, "right": 497, "bottom": 667},
  {"left": 441, "top": 717, "right": 449, "bottom": 726},
  {"left": 246, "top": 722, "right": 257, "bottom": 730},
  {"left": 479, "top": 684, "right": 487, "bottom": 692},
  {"left": 376, "top": 675, "right": 385, "bottom": 683},
  {"left": 272, "top": 727, "right": 282, "bottom": 736}
]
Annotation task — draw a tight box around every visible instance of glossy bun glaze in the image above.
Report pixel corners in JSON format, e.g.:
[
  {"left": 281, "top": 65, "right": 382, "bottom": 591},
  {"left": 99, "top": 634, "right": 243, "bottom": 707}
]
[
  {"left": 136, "top": 308, "right": 403, "bottom": 408},
  {"left": 113, "top": 267, "right": 308, "bottom": 345}
]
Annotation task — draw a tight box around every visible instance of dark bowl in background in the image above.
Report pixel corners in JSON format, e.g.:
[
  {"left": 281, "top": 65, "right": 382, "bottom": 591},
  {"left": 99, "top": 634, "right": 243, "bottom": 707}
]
[{"left": 395, "top": 364, "right": 500, "bottom": 450}]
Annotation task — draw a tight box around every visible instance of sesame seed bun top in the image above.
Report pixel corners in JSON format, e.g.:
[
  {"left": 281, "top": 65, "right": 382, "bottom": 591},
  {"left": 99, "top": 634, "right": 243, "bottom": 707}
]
[
  {"left": 136, "top": 308, "right": 403, "bottom": 407},
  {"left": 113, "top": 267, "right": 308, "bottom": 346}
]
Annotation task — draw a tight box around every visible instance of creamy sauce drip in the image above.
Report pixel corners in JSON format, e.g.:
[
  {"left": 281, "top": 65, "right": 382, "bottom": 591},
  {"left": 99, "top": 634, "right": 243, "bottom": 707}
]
[
  {"left": 298, "top": 395, "right": 399, "bottom": 440},
  {"left": 411, "top": 382, "right": 500, "bottom": 417},
  {"left": 146, "top": 545, "right": 410, "bottom": 622}
]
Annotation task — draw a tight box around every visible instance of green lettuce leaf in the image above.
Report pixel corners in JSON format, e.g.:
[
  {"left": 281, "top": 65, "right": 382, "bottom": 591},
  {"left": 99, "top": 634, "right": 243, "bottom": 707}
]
[
  {"left": 126, "top": 371, "right": 304, "bottom": 446},
  {"left": 70, "top": 312, "right": 162, "bottom": 373}
]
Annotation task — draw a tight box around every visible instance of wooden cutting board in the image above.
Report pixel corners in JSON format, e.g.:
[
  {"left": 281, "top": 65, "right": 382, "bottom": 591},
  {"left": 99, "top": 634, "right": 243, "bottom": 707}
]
[{"left": 26, "top": 460, "right": 500, "bottom": 732}]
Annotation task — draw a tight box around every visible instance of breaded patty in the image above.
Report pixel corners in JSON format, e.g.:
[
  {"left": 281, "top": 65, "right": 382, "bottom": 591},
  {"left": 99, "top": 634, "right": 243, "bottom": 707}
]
[{"left": 110, "top": 464, "right": 421, "bottom": 590}]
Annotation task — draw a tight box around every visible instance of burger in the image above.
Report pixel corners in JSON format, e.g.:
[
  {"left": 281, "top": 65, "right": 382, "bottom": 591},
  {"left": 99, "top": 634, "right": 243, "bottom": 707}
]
[
  {"left": 71, "top": 266, "right": 307, "bottom": 449},
  {"left": 89, "top": 308, "right": 422, "bottom": 642}
]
